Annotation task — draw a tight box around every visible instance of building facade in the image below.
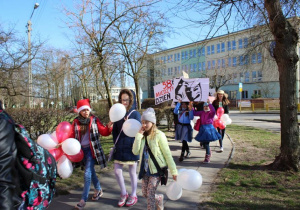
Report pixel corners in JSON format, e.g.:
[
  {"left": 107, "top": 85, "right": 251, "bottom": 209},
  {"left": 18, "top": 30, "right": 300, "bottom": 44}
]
[{"left": 140, "top": 21, "right": 300, "bottom": 103}]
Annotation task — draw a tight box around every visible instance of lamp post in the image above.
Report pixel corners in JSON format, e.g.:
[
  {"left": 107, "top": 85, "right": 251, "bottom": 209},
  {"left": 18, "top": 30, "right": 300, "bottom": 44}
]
[{"left": 27, "top": 3, "right": 39, "bottom": 108}]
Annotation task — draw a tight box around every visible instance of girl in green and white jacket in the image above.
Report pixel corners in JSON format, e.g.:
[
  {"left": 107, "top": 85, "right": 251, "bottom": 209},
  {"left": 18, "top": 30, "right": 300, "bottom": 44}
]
[{"left": 132, "top": 108, "right": 178, "bottom": 210}]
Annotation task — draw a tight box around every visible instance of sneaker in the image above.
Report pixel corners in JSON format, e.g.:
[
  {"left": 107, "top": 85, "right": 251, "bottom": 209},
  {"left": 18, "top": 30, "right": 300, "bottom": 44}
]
[
  {"left": 156, "top": 194, "right": 164, "bottom": 210},
  {"left": 179, "top": 155, "right": 184, "bottom": 162},
  {"left": 125, "top": 195, "right": 138, "bottom": 207},
  {"left": 118, "top": 193, "right": 128, "bottom": 207},
  {"left": 203, "top": 155, "right": 210, "bottom": 163},
  {"left": 92, "top": 189, "right": 103, "bottom": 200},
  {"left": 219, "top": 147, "right": 224, "bottom": 152},
  {"left": 185, "top": 151, "right": 191, "bottom": 158},
  {"left": 75, "top": 199, "right": 86, "bottom": 210}
]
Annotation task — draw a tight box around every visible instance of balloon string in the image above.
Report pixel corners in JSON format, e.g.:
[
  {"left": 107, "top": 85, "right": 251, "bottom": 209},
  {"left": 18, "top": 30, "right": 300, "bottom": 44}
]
[{"left": 56, "top": 143, "right": 62, "bottom": 148}]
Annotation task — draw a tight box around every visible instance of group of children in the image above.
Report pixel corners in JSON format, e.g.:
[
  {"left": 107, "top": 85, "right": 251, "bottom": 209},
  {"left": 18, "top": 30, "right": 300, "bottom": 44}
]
[{"left": 174, "top": 90, "right": 230, "bottom": 163}]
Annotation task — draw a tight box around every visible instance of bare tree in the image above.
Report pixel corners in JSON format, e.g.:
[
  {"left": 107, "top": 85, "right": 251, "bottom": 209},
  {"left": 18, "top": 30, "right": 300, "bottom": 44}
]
[
  {"left": 174, "top": 0, "right": 300, "bottom": 171},
  {"left": 113, "top": 1, "right": 166, "bottom": 109},
  {"left": 62, "top": 0, "right": 156, "bottom": 107}
]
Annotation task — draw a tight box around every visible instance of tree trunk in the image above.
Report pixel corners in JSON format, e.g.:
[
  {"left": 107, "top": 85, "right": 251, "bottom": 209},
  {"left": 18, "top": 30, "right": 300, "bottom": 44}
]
[
  {"left": 134, "top": 76, "right": 141, "bottom": 110},
  {"left": 100, "top": 63, "right": 113, "bottom": 108},
  {"left": 265, "top": 0, "right": 299, "bottom": 171}
]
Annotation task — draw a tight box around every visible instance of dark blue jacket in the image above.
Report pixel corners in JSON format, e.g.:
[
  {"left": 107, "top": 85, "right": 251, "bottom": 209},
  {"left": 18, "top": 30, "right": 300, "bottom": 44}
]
[{"left": 112, "top": 91, "right": 141, "bottom": 161}]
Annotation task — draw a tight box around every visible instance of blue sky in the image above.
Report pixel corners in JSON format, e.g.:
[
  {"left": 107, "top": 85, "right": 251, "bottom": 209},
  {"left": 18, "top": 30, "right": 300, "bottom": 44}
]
[{"left": 0, "top": 0, "right": 204, "bottom": 51}]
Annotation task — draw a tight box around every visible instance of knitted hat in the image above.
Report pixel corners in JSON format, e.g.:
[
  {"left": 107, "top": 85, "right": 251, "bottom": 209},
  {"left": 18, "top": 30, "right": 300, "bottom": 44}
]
[
  {"left": 77, "top": 99, "right": 91, "bottom": 113},
  {"left": 141, "top": 108, "right": 156, "bottom": 124},
  {"left": 203, "top": 102, "right": 209, "bottom": 106}
]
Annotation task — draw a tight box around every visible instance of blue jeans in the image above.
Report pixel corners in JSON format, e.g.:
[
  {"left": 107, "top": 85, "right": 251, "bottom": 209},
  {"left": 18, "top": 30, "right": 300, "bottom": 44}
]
[{"left": 82, "top": 147, "right": 101, "bottom": 201}]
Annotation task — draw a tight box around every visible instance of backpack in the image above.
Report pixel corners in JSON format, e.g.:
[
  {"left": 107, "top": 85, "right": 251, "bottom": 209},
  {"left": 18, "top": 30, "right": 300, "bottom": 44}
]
[{"left": 0, "top": 110, "right": 57, "bottom": 209}]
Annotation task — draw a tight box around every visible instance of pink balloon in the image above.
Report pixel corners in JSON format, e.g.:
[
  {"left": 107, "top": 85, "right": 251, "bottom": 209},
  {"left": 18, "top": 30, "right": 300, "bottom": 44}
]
[
  {"left": 66, "top": 149, "right": 84, "bottom": 163},
  {"left": 213, "top": 119, "right": 218, "bottom": 128},
  {"left": 219, "top": 121, "right": 226, "bottom": 129},
  {"left": 49, "top": 147, "right": 64, "bottom": 161},
  {"left": 56, "top": 121, "right": 73, "bottom": 143},
  {"left": 216, "top": 107, "right": 224, "bottom": 119}
]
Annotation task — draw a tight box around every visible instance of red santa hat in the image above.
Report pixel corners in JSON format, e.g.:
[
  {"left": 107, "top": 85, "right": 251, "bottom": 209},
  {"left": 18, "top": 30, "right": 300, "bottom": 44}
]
[{"left": 77, "top": 99, "right": 91, "bottom": 113}]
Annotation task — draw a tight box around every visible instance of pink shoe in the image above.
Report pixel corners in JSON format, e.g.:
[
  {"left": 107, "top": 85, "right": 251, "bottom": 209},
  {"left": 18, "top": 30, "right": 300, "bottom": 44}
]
[
  {"left": 125, "top": 195, "right": 138, "bottom": 207},
  {"left": 203, "top": 154, "right": 210, "bottom": 163},
  {"left": 118, "top": 193, "right": 128, "bottom": 207}
]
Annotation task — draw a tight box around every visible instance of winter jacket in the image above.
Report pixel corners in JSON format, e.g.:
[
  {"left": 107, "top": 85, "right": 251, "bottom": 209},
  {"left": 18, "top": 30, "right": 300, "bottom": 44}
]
[
  {"left": 0, "top": 109, "right": 23, "bottom": 209},
  {"left": 132, "top": 130, "right": 178, "bottom": 176},
  {"left": 212, "top": 100, "right": 229, "bottom": 114},
  {"left": 174, "top": 102, "right": 194, "bottom": 124},
  {"left": 112, "top": 108, "right": 141, "bottom": 161},
  {"left": 71, "top": 115, "right": 112, "bottom": 167},
  {"left": 193, "top": 104, "right": 216, "bottom": 125}
]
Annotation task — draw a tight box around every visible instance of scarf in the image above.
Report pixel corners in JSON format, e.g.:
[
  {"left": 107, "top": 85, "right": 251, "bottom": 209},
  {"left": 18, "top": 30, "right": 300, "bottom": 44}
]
[{"left": 77, "top": 114, "right": 90, "bottom": 125}]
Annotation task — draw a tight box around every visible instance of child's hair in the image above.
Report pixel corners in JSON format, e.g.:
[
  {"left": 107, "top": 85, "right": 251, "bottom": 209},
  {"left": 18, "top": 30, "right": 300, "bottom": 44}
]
[
  {"left": 144, "top": 123, "right": 157, "bottom": 140},
  {"left": 118, "top": 89, "right": 134, "bottom": 111}
]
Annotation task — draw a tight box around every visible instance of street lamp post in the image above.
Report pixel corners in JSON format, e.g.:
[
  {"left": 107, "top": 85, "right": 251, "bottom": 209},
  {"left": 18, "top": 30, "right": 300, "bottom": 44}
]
[{"left": 27, "top": 3, "right": 39, "bottom": 108}]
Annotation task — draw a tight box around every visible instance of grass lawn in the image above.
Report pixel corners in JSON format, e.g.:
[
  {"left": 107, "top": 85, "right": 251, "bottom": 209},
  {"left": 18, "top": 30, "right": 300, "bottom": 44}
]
[{"left": 200, "top": 125, "right": 300, "bottom": 210}]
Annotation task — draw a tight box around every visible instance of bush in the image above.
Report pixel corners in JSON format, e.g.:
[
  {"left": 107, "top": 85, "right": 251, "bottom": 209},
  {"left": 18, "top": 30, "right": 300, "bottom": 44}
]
[
  {"left": 5, "top": 108, "right": 76, "bottom": 139},
  {"left": 164, "top": 107, "right": 175, "bottom": 131},
  {"left": 91, "top": 99, "right": 113, "bottom": 123}
]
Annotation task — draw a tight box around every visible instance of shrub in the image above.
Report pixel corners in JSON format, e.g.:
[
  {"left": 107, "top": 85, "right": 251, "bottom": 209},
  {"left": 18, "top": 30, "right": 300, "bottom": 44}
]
[
  {"left": 164, "top": 107, "right": 175, "bottom": 131},
  {"left": 5, "top": 108, "right": 76, "bottom": 139}
]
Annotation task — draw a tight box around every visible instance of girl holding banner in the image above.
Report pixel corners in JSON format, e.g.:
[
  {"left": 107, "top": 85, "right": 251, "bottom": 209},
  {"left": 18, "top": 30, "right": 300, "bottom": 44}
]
[{"left": 174, "top": 101, "right": 194, "bottom": 162}]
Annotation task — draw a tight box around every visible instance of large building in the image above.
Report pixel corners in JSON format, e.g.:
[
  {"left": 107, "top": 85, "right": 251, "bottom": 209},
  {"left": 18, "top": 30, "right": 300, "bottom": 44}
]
[{"left": 140, "top": 19, "right": 300, "bottom": 103}]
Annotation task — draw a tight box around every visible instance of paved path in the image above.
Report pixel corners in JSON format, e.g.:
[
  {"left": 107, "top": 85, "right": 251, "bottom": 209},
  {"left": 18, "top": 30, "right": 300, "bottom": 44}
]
[{"left": 49, "top": 129, "right": 233, "bottom": 210}]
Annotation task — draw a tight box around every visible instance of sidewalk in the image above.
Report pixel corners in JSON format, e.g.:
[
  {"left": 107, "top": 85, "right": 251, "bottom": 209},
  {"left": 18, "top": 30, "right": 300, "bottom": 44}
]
[{"left": 48, "top": 129, "right": 233, "bottom": 210}]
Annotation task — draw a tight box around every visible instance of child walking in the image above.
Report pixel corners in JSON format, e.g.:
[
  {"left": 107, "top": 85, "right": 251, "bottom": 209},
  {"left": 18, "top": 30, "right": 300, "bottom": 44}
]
[
  {"left": 133, "top": 108, "right": 178, "bottom": 210},
  {"left": 193, "top": 100, "right": 221, "bottom": 163},
  {"left": 212, "top": 90, "right": 230, "bottom": 152},
  {"left": 174, "top": 101, "right": 194, "bottom": 162}
]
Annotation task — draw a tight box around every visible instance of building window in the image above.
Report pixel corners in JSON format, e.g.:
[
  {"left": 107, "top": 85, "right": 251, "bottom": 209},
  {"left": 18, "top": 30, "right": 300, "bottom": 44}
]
[
  {"left": 170, "top": 54, "right": 173, "bottom": 62},
  {"left": 245, "top": 72, "right": 249, "bottom": 82},
  {"left": 175, "top": 66, "right": 177, "bottom": 75},
  {"left": 252, "top": 71, "right": 257, "bottom": 82},
  {"left": 222, "top": 59, "right": 225, "bottom": 68},
  {"left": 229, "top": 90, "right": 237, "bottom": 99},
  {"left": 189, "top": 50, "right": 193, "bottom": 58},
  {"left": 207, "top": 61, "right": 211, "bottom": 70},
  {"left": 257, "top": 53, "right": 262, "bottom": 63},
  {"left": 233, "top": 57, "right": 237, "bottom": 66},
  {"left": 177, "top": 53, "right": 180, "bottom": 61},
  {"left": 207, "top": 46, "right": 211, "bottom": 55},
  {"left": 190, "top": 64, "right": 193, "bottom": 72},
  {"left": 233, "top": 73, "right": 238, "bottom": 83},
  {"left": 239, "top": 39, "right": 243, "bottom": 49},
  {"left": 227, "top": 41, "right": 231, "bottom": 51},
  {"left": 244, "top": 38, "right": 248, "bottom": 48},
  {"left": 194, "top": 63, "right": 197, "bottom": 72},
  {"left": 232, "top": 40, "right": 236, "bottom": 50},
  {"left": 202, "top": 47, "right": 205, "bottom": 56},
  {"left": 242, "top": 90, "right": 248, "bottom": 99},
  {"left": 178, "top": 66, "right": 181, "bottom": 73},
  {"left": 185, "top": 51, "right": 188, "bottom": 60},
  {"left": 239, "top": 56, "right": 244, "bottom": 65},
  {"left": 202, "top": 62, "right": 206, "bottom": 71},
  {"left": 257, "top": 70, "right": 262, "bottom": 81},
  {"left": 174, "top": 53, "right": 177, "bottom": 62},
  {"left": 217, "top": 43, "right": 220, "bottom": 53},
  {"left": 251, "top": 54, "right": 256, "bottom": 64},
  {"left": 198, "top": 48, "right": 201, "bottom": 57},
  {"left": 211, "top": 45, "right": 215, "bottom": 54},
  {"left": 221, "top": 42, "right": 225, "bottom": 52},
  {"left": 228, "top": 57, "right": 232, "bottom": 67},
  {"left": 198, "top": 62, "right": 202, "bottom": 71},
  {"left": 193, "top": 49, "right": 197, "bottom": 57},
  {"left": 212, "top": 60, "right": 216, "bottom": 69},
  {"left": 253, "top": 90, "right": 261, "bottom": 96},
  {"left": 240, "top": 72, "right": 244, "bottom": 82},
  {"left": 244, "top": 55, "right": 249, "bottom": 65},
  {"left": 181, "top": 52, "right": 185, "bottom": 60},
  {"left": 217, "top": 59, "right": 220, "bottom": 69}
]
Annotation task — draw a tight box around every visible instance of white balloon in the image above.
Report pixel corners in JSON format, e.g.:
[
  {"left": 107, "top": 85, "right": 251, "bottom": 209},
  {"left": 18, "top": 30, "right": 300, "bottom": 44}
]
[
  {"left": 190, "top": 120, "right": 194, "bottom": 128},
  {"left": 214, "top": 115, "right": 218, "bottom": 120},
  {"left": 37, "top": 134, "right": 58, "bottom": 150},
  {"left": 61, "top": 138, "right": 81, "bottom": 156},
  {"left": 177, "top": 168, "right": 187, "bottom": 174},
  {"left": 177, "top": 169, "right": 203, "bottom": 191},
  {"left": 166, "top": 181, "right": 182, "bottom": 200},
  {"left": 109, "top": 103, "right": 126, "bottom": 122},
  {"left": 57, "top": 155, "right": 73, "bottom": 179},
  {"left": 50, "top": 131, "right": 58, "bottom": 143},
  {"left": 193, "top": 116, "right": 200, "bottom": 124},
  {"left": 122, "top": 119, "right": 142, "bottom": 137}
]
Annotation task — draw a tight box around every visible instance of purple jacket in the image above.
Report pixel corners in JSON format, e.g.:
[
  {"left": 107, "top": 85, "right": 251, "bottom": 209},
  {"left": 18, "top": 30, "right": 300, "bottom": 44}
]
[{"left": 193, "top": 104, "right": 215, "bottom": 125}]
